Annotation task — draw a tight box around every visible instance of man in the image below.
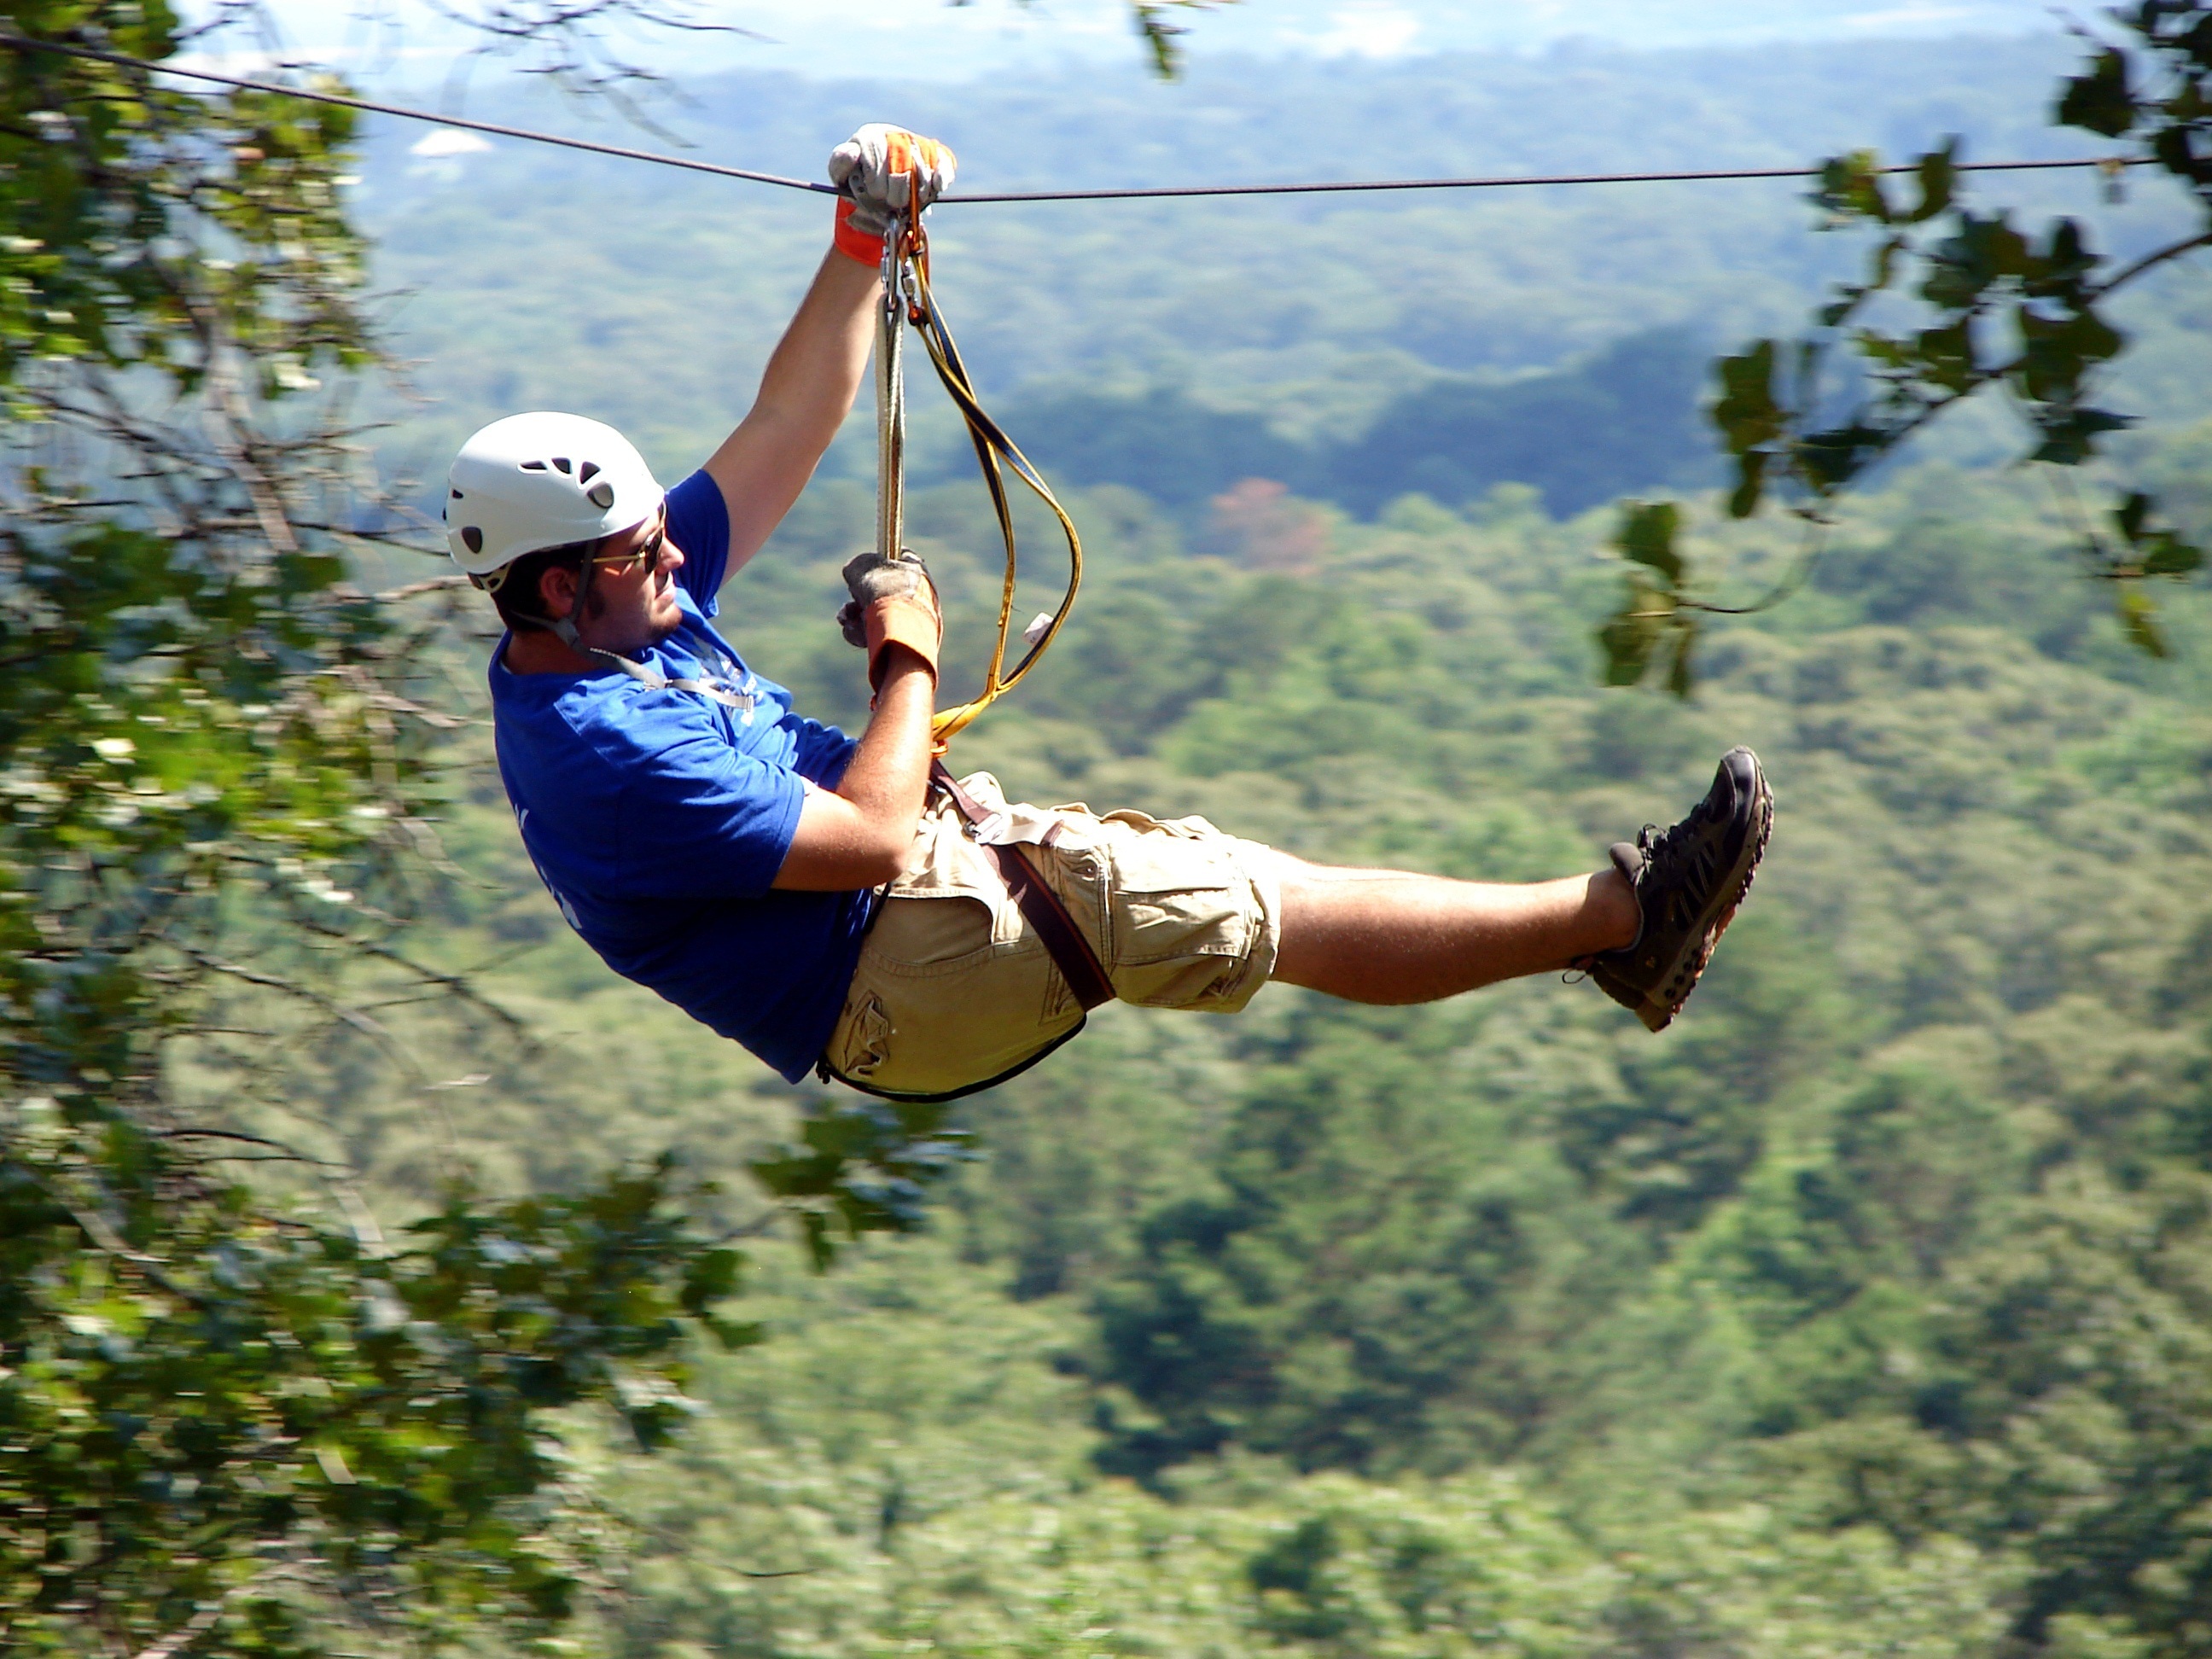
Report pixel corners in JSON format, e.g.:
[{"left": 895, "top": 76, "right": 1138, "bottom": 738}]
[{"left": 446, "top": 126, "right": 1773, "bottom": 1101}]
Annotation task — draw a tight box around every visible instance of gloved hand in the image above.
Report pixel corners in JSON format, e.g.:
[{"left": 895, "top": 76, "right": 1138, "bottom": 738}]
[
  {"left": 837, "top": 550, "right": 942, "bottom": 687},
  {"left": 828, "top": 124, "right": 957, "bottom": 265}
]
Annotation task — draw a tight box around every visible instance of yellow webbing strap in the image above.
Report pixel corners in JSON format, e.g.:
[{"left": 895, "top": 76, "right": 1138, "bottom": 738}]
[{"left": 876, "top": 218, "right": 1084, "bottom": 748}]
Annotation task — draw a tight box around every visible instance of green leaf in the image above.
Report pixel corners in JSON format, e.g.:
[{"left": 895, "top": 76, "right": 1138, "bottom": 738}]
[
  {"left": 2115, "top": 490, "right": 2152, "bottom": 545},
  {"left": 2116, "top": 585, "right": 2168, "bottom": 656},
  {"left": 1132, "top": 2, "right": 1203, "bottom": 78},
  {"left": 701, "top": 1314, "right": 766, "bottom": 1353},
  {"left": 1615, "top": 501, "right": 1684, "bottom": 582},
  {"left": 2027, "top": 406, "right": 2134, "bottom": 466},
  {"left": 2037, "top": 217, "right": 2095, "bottom": 288},
  {"left": 1813, "top": 150, "right": 1892, "bottom": 224},
  {"left": 1907, "top": 138, "right": 1959, "bottom": 223},
  {"left": 1914, "top": 317, "right": 1981, "bottom": 393},
  {"left": 1712, "top": 341, "right": 1784, "bottom": 457},
  {"left": 2057, "top": 47, "right": 2137, "bottom": 138},
  {"left": 1597, "top": 591, "right": 1662, "bottom": 688},
  {"left": 2141, "top": 533, "right": 2204, "bottom": 577},
  {"left": 678, "top": 1244, "right": 743, "bottom": 1316},
  {"left": 748, "top": 1098, "right": 975, "bottom": 1268},
  {"left": 1818, "top": 287, "right": 1866, "bottom": 329},
  {"left": 1796, "top": 422, "right": 1893, "bottom": 492},
  {"left": 2152, "top": 121, "right": 2212, "bottom": 188},
  {"left": 1728, "top": 448, "right": 1770, "bottom": 521},
  {"left": 1664, "top": 615, "right": 1701, "bottom": 700}
]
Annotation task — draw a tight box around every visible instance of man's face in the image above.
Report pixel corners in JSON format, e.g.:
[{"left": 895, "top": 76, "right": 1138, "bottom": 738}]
[{"left": 541, "top": 508, "right": 685, "bottom": 655}]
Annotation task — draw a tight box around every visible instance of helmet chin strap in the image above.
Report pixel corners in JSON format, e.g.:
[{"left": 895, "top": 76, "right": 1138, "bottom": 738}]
[
  {"left": 550, "top": 609, "right": 636, "bottom": 678},
  {"left": 544, "top": 550, "right": 600, "bottom": 654}
]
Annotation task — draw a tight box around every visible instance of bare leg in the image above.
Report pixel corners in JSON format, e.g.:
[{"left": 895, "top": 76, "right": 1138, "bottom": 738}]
[{"left": 1265, "top": 854, "right": 1640, "bottom": 1004}]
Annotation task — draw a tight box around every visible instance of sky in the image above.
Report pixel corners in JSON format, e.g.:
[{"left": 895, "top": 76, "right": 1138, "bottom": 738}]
[{"left": 183, "top": 0, "right": 2063, "bottom": 84}]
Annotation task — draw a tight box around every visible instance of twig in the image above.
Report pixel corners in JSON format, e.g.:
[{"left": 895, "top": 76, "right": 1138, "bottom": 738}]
[
  {"left": 1683, "top": 520, "right": 1832, "bottom": 616},
  {"left": 2094, "top": 229, "right": 2212, "bottom": 299},
  {"left": 373, "top": 574, "right": 472, "bottom": 601},
  {"left": 157, "top": 1127, "right": 349, "bottom": 1168}
]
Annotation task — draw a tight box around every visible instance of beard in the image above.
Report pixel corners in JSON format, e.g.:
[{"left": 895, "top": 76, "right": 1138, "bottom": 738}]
[{"left": 581, "top": 578, "right": 681, "bottom": 652}]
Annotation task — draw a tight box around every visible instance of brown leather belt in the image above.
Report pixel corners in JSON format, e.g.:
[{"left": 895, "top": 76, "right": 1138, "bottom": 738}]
[{"left": 928, "top": 760, "right": 1114, "bottom": 1011}]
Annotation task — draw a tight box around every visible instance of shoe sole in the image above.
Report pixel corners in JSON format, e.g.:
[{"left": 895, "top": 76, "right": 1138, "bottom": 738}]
[{"left": 1630, "top": 755, "right": 1773, "bottom": 1033}]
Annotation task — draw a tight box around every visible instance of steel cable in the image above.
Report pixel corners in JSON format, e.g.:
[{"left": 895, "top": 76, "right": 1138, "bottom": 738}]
[{"left": 0, "top": 29, "right": 2146, "bottom": 206}]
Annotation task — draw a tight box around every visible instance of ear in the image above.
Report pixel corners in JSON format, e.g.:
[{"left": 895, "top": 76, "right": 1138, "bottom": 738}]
[{"left": 537, "top": 561, "right": 579, "bottom": 621}]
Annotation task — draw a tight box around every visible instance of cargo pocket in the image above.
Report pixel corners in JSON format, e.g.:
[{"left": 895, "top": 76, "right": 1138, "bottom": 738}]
[
  {"left": 830, "top": 988, "right": 896, "bottom": 1081},
  {"left": 1097, "top": 823, "right": 1257, "bottom": 1009},
  {"left": 833, "top": 800, "right": 1086, "bottom": 1097}
]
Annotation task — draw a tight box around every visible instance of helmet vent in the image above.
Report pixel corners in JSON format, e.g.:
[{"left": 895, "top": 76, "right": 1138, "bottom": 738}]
[
  {"left": 551, "top": 457, "right": 573, "bottom": 474},
  {"left": 461, "top": 526, "right": 485, "bottom": 555},
  {"left": 521, "top": 459, "right": 548, "bottom": 471},
  {"left": 586, "top": 482, "right": 614, "bottom": 509},
  {"left": 451, "top": 487, "right": 463, "bottom": 498},
  {"left": 578, "top": 460, "right": 602, "bottom": 485}
]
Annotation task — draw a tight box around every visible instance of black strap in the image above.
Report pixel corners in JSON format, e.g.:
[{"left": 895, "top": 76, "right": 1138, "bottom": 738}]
[{"left": 929, "top": 761, "right": 1114, "bottom": 1012}]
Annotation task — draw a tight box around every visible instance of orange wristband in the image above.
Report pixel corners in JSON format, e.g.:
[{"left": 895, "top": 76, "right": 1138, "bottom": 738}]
[
  {"left": 834, "top": 196, "right": 882, "bottom": 266},
  {"left": 863, "top": 594, "right": 940, "bottom": 688}
]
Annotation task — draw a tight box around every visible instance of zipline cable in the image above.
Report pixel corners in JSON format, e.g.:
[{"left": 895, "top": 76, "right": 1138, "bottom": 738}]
[
  {"left": 0, "top": 26, "right": 2146, "bottom": 746},
  {"left": 949, "top": 156, "right": 2136, "bottom": 202},
  {"left": 0, "top": 29, "right": 2148, "bottom": 205},
  {"left": 0, "top": 30, "right": 835, "bottom": 194}
]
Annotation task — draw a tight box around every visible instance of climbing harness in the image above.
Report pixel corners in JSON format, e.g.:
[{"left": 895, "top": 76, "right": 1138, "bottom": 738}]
[
  {"left": 814, "top": 756, "right": 1114, "bottom": 1105},
  {"left": 873, "top": 212, "right": 1084, "bottom": 749}
]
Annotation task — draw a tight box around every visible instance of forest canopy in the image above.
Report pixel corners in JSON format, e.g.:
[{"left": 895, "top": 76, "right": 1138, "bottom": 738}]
[{"left": 6, "top": 6, "right": 2212, "bottom": 1658}]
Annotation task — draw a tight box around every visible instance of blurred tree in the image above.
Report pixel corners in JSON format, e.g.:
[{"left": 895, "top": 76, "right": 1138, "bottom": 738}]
[
  {"left": 0, "top": 5, "right": 953, "bottom": 1653},
  {"left": 1601, "top": 2, "right": 2212, "bottom": 692}
]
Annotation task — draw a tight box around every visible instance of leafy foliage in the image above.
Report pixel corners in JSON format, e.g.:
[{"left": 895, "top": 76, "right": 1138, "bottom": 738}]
[
  {"left": 13, "top": 16, "right": 2212, "bottom": 1659},
  {"left": 0, "top": 8, "right": 862, "bottom": 1654},
  {"left": 0, "top": 0, "right": 403, "bottom": 1120},
  {"left": 0, "top": 1122, "right": 749, "bottom": 1656},
  {"left": 749, "top": 1097, "right": 978, "bottom": 1270},
  {"left": 1121, "top": 0, "right": 1243, "bottom": 77},
  {"left": 1600, "top": 6, "right": 2212, "bottom": 690},
  {"left": 544, "top": 458, "right": 2207, "bottom": 1657}
]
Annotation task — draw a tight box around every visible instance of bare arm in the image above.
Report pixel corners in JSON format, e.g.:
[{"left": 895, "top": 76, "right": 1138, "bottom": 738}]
[
  {"left": 771, "top": 647, "right": 936, "bottom": 890},
  {"left": 705, "top": 247, "right": 880, "bottom": 577}
]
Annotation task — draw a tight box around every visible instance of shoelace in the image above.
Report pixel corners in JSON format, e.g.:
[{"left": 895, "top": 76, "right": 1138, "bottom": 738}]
[{"left": 1636, "top": 812, "right": 1722, "bottom": 934}]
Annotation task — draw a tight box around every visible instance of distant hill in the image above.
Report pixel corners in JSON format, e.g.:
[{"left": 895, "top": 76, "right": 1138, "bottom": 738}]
[{"left": 980, "top": 329, "right": 1717, "bottom": 517}]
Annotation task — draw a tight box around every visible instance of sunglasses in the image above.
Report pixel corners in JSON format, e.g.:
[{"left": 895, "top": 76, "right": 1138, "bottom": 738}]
[{"left": 590, "top": 518, "right": 666, "bottom": 577}]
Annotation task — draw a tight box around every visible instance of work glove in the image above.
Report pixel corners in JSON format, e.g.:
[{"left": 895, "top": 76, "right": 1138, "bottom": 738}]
[
  {"left": 829, "top": 124, "right": 957, "bottom": 265},
  {"left": 837, "top": 550, "right": 942, "bottom": 688}
]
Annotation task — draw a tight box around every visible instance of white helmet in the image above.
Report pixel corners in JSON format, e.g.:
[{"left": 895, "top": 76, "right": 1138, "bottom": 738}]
[{"left": 445, "top": 411, "right": 663, "bottom": 591}]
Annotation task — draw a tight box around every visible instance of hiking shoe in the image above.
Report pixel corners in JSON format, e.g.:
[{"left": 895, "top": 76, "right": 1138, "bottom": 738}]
[{"left": 1588, "top": 746, "right": 1773, "bottom": 1033}]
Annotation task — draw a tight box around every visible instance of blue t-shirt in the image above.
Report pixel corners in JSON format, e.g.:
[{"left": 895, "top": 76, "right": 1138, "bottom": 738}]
[{"left": 489, "top": 469, "right": 869, "bottom": 1082}]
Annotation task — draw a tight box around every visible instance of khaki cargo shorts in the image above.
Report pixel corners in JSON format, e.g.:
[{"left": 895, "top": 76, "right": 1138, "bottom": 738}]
[{"left": 821, "top": 771, "right": 1282, "bottom": 1097}]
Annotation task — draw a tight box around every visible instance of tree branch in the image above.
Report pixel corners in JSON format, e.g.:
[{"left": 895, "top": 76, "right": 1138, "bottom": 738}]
[{"left": 2094, "top": 228, "right": 2212, "bottom": 298}]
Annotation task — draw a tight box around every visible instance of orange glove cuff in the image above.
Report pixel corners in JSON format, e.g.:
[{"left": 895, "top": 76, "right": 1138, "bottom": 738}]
[
  {"left": 864, "top": 595, "right": 940, "bottom": 687},
  {"left": 834, "top": 196, "right": 882, "bottom": 266},
  {"left": 899, "top": 133, "right": 955, "bottom": 181}
]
